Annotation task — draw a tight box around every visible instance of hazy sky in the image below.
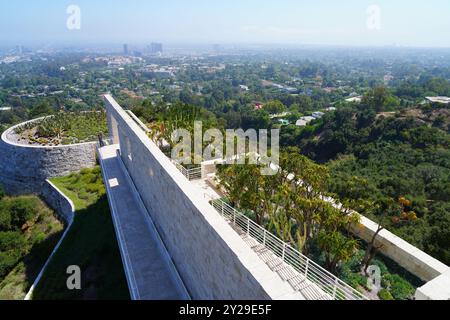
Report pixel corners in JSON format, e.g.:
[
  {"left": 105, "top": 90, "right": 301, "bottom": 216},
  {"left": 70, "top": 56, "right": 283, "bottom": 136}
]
[{"left": 1, "top": 0, "right": 450, "bottom": 47}]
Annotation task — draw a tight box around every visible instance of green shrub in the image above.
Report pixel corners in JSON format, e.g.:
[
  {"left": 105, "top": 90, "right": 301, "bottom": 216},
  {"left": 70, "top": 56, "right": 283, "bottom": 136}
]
[
  {"left": 8, "top": 198, "right": 37, "bottom": 228},
  {"left": 0, "top": 231, "right": 26, "bottom": 252},
  {"left": 378, "top": 288, "right": 394, "bottom": 300},
  {"left": 340, "top": 267, "right": 368, "bottom": 291},
  {"left": 0, "top": 185, "right": 5, "bottom": 200},
  {"left": 0, "top": 206, "right": 12, "bottom": 231},
  {"left": 78, "top": 190, "right": 90, "bottom": 201},
  {"left": 92, "top": 167, "right": 102, "bottom": 175},
  {"left": 0, "top": 197, "right": 38, "bottom": 231},
  {"left": 31, "top": 231, "right": 47, "bottom": 244},
  {"left": 0, "top": 251, "right": 22, "bottom": 279},
  {"left": 382, "top": 274, "right": 415, "bottom": 300},
  {"left": 0, "top": 231, "right": 27, "bottom": 278},
  {"left": 80, "top": 168, "right": 91, "bottom": 175},
  {"left": 370, "top": 258, "right": 389, "bottom": 275}
]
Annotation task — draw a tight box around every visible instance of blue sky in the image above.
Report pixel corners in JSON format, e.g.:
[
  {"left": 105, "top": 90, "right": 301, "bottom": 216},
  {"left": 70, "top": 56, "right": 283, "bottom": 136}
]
[{"left": 1, "top": 0, "right": 450, "bottom": 47}]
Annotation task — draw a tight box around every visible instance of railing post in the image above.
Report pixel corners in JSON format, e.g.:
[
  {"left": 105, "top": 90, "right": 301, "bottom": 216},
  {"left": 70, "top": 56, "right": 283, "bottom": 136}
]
[
  {"left": 247, "top": 218, "right": 250, "bottom": 235},
  {"left": 263, "top": 230, "right": 266, "bottom": 246},
  {"left": 282, "top": 243, "right": 286, "bottom": 261},
  {"left": 221, "top": 202, "right": 224, "bottom": 217},
  {"left": 332, "top": 278, "right": 339, "bottom": 300},
  {"left": 304, "top": 259, "right": 310, "bottom": 279}
]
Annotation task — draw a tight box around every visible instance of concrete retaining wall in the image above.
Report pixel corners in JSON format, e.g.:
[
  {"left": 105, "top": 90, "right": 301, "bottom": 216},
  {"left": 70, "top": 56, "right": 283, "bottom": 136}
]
[
  {"left": 104, "top": 95, "right": 294, "bottom": 300},
  {"left": 41, "top": 179, "right": 75, "bottom": 224},
  {"left": 0, "top": 118, "right": 97, "bottom": 195},
  {"left": 350, "top": 216, "right": 449, "bottom": 282},
  {"left": 415, "top": 269, "right": 450, "bottom": 300}
]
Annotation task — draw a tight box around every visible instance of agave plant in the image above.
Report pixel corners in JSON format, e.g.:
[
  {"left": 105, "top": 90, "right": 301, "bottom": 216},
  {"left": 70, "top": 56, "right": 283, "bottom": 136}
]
[{"left": 36, "top": 114, "right": 72, "bottom": 139}]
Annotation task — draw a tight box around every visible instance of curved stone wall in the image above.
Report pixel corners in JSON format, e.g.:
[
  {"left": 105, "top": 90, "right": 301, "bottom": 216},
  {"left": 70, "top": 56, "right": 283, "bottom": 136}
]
[{"left": 0, "top": 118, "right": 97, "bottom": 195}]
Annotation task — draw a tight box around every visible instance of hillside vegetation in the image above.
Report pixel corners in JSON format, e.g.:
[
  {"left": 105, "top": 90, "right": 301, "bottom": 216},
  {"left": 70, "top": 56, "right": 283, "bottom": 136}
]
[
  {"left": 0, "top": 188, "right": 64, "bottom": 300},
  {"left": 293, "top": 88, "right": 450, "bottom": 265}
]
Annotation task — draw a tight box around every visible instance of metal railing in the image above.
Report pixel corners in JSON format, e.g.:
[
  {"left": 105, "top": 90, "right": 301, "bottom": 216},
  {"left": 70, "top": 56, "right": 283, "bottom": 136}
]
[
  {"left": 96, "top": 137, "right": 115, "bottom": 148},
  {"left": 125, "top": 110, "right": 203, "bottom": 182},
  {"left": 210, "top": 199, "right": 368, "bottom": 300},
  {"left": 172, "top": 161, "right": 202, "bottom": 181}
]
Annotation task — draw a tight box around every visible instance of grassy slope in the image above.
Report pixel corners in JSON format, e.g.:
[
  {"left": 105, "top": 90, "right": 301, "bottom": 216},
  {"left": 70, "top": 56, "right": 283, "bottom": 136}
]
[
  {"left": 0, "top": 197, "right": 64, "bottom": 300},
  {"left": 32, "top": 167, "right": 129, "bottom": 300}
]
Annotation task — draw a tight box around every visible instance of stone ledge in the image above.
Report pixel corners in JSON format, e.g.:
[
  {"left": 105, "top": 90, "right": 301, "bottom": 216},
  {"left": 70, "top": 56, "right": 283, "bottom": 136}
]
[{"left": 415, "top": 269, "right": 450, "bottom": 300}]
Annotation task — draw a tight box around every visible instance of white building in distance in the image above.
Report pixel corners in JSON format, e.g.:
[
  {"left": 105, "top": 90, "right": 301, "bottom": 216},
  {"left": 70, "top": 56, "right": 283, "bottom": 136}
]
[{"left": 425, "top": 96, "right": 450, "bottom": 105}]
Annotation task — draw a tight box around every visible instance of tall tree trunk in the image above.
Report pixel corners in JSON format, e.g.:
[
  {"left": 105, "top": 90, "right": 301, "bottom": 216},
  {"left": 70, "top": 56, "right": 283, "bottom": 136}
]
[{"left": 362, "top": 224, "right": 383, "bottom": 274}]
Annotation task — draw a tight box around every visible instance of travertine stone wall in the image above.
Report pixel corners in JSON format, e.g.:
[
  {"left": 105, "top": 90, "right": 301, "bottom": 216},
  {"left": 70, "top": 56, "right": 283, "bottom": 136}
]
[
  {"left": 0, "top": 120, "right": 97, "bottom": 195},
  {"left": 104, "top": 94, "right": 295, "bottom": 300}
]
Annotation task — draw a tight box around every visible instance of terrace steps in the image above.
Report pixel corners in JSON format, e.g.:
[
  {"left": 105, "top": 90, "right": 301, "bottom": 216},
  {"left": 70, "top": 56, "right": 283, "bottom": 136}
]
[{"left": 222, "top": 214, "right": 331, "bottom": 300}]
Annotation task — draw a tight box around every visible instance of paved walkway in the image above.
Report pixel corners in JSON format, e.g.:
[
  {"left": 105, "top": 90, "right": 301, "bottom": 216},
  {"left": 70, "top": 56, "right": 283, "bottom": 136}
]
[{"left": 98, "top": 145, "right": 189, "bottom": 300}]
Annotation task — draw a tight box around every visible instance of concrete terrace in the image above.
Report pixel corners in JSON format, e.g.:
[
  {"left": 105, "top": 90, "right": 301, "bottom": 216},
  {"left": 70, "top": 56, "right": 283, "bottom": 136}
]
[
  {"left": 99, "top": 143, "right": 307, "bottom": 300},
  {"left": 103, "top": 94, "right": 312, "bottom": 300},
  {"left": 98, "top": 144, "right": 189, "bottom": 300}
]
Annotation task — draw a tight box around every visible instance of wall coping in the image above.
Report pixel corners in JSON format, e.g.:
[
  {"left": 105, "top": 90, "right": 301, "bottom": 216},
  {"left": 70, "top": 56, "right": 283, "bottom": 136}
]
[
  {"left": 415, "top": 269, "right": 450, "bottom": 300},
  {"left": 1, "top": 116, "right": 98, "bottom": 149}
]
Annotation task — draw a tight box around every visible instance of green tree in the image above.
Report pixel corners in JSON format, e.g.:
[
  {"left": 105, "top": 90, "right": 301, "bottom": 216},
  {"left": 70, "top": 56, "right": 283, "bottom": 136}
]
[
  {"left": 362, "top": 86, "right": 399, "bottom": 112},
  {"left": 317, "top": 230, "right": 359, "bottom": 274},
  {"left": 264, "top": 100, "right": 286, "bottom": 115},
  {"left": 29, "top": 102, "right": 53, "bottom": 118},
  {"left": 217, "top": 147, "right": 361, "bottom": 268}
]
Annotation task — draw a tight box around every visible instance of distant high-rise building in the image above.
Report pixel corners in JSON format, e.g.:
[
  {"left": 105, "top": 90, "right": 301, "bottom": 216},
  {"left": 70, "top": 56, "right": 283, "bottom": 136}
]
[
  {"left": 150, "top": 42, "right": 163, "bottom": 54},
  {"left": 123, "top": 44, "right": 129, "bottom": 55},
  {"left": 16, "top": 45, "right": 23, "bottom": 55}
]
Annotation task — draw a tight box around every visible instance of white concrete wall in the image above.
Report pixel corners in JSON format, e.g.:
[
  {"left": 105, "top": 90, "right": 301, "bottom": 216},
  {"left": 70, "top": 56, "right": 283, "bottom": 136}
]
[
  {"left": 41, "top": 179, "right": 75, "bottom": 224},
  {"left": 104, "top": 94, "right": 299, "bottom": 300},
  {"left": 350, "top": 216, "right": 449, "bottom": 282},
  {"left": 415, "top": 269, "right": 450, "bottom": 300}
]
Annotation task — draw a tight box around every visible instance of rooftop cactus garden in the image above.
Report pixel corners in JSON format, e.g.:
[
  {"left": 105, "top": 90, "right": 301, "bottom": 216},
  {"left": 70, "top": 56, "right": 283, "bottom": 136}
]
[{"left": 14, "top": 111, "right": 108, "bottom": 146}]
